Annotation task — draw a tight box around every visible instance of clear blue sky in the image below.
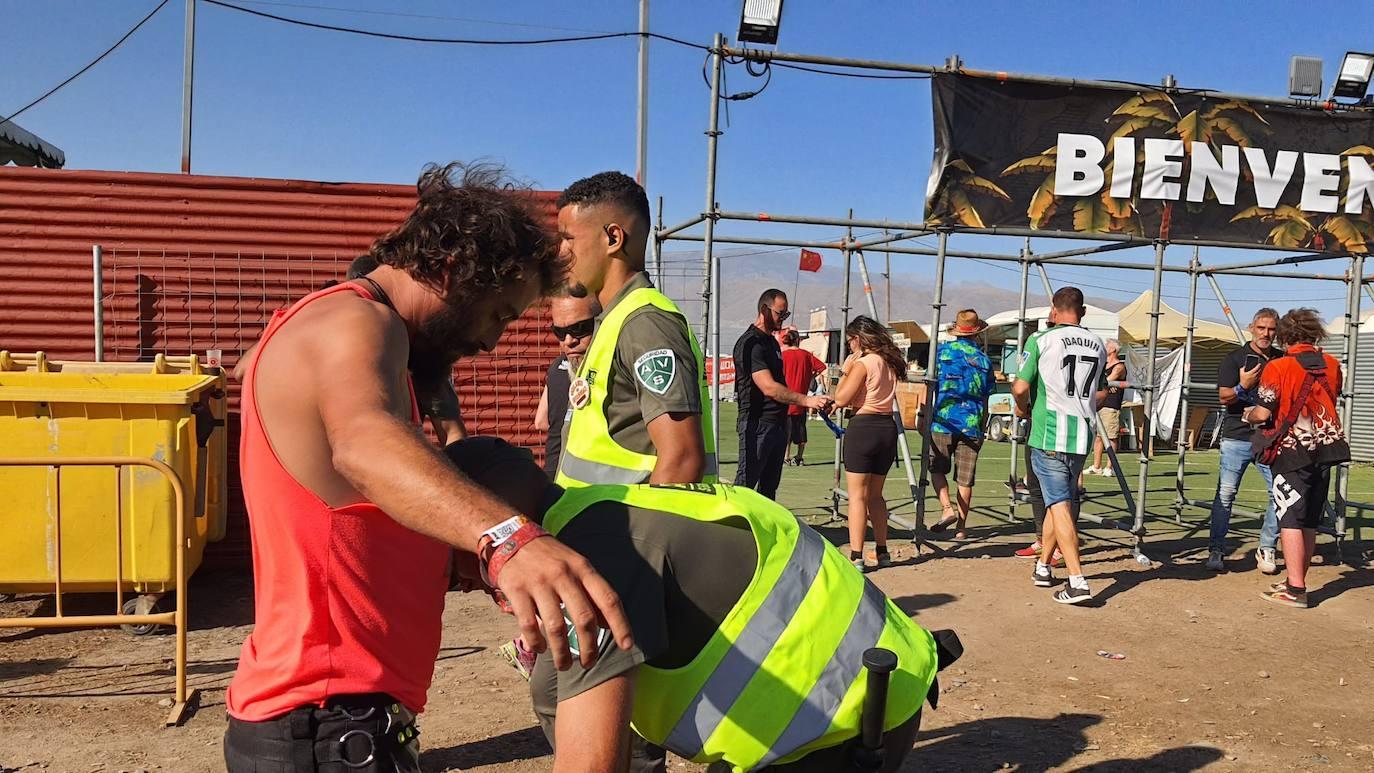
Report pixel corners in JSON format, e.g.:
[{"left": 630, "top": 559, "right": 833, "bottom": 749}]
[{"left": 4, "top": 0, "right": 1366, "bottom": 324}]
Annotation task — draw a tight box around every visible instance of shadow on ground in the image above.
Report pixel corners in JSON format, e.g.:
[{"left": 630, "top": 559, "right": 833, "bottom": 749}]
[
  {"left": 907, "top": 712, "right": 1223, "bottom": 772},
  {"left": 424, "top": 725, "right": 551, "bottom": 770}
]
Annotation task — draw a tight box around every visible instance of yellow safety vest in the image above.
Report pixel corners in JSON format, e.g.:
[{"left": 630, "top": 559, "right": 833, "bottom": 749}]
[
  {"left": 543, "top": 483, "right": 936, "bottom": 772},
  {"left": 556, "top": 287, "right": 717, "bottom": 487}
]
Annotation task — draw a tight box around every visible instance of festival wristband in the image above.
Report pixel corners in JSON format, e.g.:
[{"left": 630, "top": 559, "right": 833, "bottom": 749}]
[{"left": 480, "top": 521, "right": 550, "bottom": 588}]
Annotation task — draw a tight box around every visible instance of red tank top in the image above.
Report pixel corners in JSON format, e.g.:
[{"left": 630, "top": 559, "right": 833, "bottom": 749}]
[{"left": 227, "top": 282, "right": 450, "bottom": 721}]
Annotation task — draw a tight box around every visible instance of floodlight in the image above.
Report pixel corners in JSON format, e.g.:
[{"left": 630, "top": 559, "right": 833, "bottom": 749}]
[
  {"left": 1288, "top": 55, "right": 1322, "bottom": 98},
  {"left": 738, "top": 0, "right": 784, "bottom": 45},
  {"left": 1330, "top": 51, "right": 1374, "bottom": 100}
]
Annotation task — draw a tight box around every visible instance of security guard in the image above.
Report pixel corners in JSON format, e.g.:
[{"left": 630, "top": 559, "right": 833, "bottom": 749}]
[
  {"left": 554, "top": 171, "right": 715, "bottom": 487},
  {"left": 446, "top": 438, "right": 952, "bottom": 773}
]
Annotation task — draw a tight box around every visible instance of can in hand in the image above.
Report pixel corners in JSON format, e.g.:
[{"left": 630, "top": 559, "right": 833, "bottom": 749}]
[{"left": 1012, "top": 417, "right": 1031, "bottom": 444}]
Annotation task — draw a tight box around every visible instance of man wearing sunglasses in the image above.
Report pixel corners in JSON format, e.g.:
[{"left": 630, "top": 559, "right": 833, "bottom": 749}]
[
  {"left": 734, "top": 289, "right": 834, "bottom": 500},
  {"left": 554, "top": 171, "right": 714, "bottom": 491},
  {"left": 536, "top": 294, "right": 603, "bottom": 476}
]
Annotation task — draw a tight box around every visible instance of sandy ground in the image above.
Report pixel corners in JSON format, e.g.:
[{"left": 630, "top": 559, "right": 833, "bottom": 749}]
[{"left": 2, "top": 520, "right": 1372, "bottom": 773}]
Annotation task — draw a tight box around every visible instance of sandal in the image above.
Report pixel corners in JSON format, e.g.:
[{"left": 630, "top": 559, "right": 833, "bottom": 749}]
[
  {"left": 930, "top": 513, "right": 959, "bottom": 533},
  {"left": 952, "top": 530, "right": 969, "bottom": 541}
]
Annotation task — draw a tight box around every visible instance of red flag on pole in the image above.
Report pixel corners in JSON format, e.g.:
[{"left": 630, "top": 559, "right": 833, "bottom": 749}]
[{"left": 799, "top": 249, "right": 822, "bottom": 272}]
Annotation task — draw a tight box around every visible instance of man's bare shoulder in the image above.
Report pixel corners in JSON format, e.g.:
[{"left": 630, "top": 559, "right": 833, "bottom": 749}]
[{"left": 272, "top": 290, "right": 406, "bottom": 354}]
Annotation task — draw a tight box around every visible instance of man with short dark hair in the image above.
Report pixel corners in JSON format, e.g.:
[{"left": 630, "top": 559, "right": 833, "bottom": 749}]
[
  {"left": 1012, "top": 286, "right": 1107, "bottom": 604},
  {"left": 554, "top": 171, "right": 713, "bottom": 488},
  {"left": 1208, "top": 308, "right": 1282, "bottom": 573},
  {"left": 780, "top": 329, "right": 827, "bottom": 466},
  {"left": 733, "top": 289, "right": 832, "bottom": 499}
]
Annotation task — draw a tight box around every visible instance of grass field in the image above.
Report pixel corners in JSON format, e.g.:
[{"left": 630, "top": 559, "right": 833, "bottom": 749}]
[{"left": 714, "top": 401, "right": 1374, "bottom": 550}]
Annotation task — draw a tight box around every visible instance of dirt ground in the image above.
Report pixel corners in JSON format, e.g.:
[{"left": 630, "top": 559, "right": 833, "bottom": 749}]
[{"left": 2, "top": 522, "right": 1372, "bottom": 773}]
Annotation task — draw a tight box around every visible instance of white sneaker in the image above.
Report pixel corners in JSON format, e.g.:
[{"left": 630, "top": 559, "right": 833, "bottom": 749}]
[
  {"left": 1206, "top": 550, "right": 1225, "bottom": 572},
  {"left": 1084, "top": 466, "right": 1100, "bottom": 476},
  {"left": 1097, "top": 467, "right": 1114, "bottom": 477},
  {"left": 1256, "top": 548, "right": 1278, "bottom": 575}
]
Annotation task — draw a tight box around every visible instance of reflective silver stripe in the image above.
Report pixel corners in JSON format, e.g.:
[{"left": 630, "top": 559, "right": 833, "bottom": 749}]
[
  {"left": 703, "top": 453, "right": 719, "bottom": 477},
  {"left": 757, "top": 579, "right": 888, "bottom": 767},
  {"left": 559, "top": 451, "right": 718, "bottom": 485},
  {"left": 558, "top": 451, "right": 650, "bottom": 484},
  {"left": 664, "top": 526, "right": 826, "bottom": 758}
]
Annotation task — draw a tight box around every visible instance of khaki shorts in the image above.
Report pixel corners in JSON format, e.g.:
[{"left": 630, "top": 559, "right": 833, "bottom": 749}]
[
  {"left": 929, "top": 431, "right": 982, "bottom": 487},
  {"left": 1097, "top": 407, "right": 1121, "bottom": 440}
]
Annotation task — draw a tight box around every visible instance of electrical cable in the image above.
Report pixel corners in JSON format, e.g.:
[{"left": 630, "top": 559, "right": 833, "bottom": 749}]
[
  {"left": 203, "top": 0, "right": 708, "bottom": 49},
  {"left": 229, "top": 0, "right": 621, "bottom": 34},
  {"left": 2, "top": 0, "right": 171, "bottom": 125}
]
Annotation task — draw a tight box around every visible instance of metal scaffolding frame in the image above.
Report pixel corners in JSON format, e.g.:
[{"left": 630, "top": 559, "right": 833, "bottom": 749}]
[{"left": 656, "top": 34, "right": 1371, "bottom": 561}]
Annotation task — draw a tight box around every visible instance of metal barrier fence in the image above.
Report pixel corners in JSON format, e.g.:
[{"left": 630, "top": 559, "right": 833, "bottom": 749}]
[{"left": 0, "top": 457, "right": 196, "bottom": 726}]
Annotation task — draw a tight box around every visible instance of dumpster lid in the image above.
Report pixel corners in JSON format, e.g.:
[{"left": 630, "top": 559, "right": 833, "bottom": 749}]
[{"left": 0, "top": 372, "right": 222, "bottom": 405}]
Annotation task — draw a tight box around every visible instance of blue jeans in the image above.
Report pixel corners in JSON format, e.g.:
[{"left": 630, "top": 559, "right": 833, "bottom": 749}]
[
  {"left": 1208, "top": 438, "right": 1279, "bottom": 551},
  {"left": 1029, "top": 448, "right": 1086, "bottom": 508}
]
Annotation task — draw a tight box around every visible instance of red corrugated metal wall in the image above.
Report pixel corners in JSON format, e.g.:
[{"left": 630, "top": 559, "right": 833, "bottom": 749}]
[{"left": 0, "top": 167, "right": 559, "bottom": 560}]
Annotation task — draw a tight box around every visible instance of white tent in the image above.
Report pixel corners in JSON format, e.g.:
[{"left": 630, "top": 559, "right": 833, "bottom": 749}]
[{"left": 983, "top": 304, "right": 1120, "bottom": 345}]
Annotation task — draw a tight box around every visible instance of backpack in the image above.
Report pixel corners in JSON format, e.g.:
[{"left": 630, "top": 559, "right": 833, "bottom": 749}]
[{"left": 1251, "top": 351, "right": 1336, "bottom": 466}]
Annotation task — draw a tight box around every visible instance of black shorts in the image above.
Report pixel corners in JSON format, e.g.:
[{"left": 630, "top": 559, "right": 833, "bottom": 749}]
[
  {"left": 1272, "top": 465, "right": 1332, "bottom": 530},
  {"left": 787, "top": 413, "right": 808, "bottom": 445},
  {"left": 844, "top": 414, "right": 898, "bottom": 474}
]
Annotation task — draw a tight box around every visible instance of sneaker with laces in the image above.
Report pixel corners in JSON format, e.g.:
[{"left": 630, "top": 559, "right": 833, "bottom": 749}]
[
  {"left": 852, "top": 557, "right": 868, "bottom": 572},
  {"left": 498, "top": 639, "right": 537, "bottom": 680},
  {"left": 1054, "top": 584, "right": 1093, "bottom": 605},
  {"left": 1015, "top": 541, "right": 1043, "bottom": 558},
  {"left": 1205, "top": 550, "right": 1225, "bottom": 572},
  {"left": 1260, "top": 586, "right": 1307, "bottom": 608},
  {"left": 1032, "top": 563, "right": 1056, "bottom": 587},
  {"left": 1255, "top": 548, "right": 1278, "bottom": 575}
]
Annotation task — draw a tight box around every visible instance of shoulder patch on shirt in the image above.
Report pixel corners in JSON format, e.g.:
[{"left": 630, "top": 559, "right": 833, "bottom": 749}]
[{"left": 634, "top": 348, "right": 677, "bottom": 395}]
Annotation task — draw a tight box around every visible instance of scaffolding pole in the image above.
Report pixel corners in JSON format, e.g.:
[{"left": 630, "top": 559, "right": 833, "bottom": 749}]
[
  {"left": 1204, "top": 272, "right": 1249, "bottom": 344},
  {"left": 653, "top": 196, "right": 664, "bottom": 286},
  {"left": 703, "top": 34, "right": 724, "bottom": 453},
  {"left": 917, "top": 233, "right": 950, "bottom": 530},
  {"left": 1036, "top": 262, "right": 1054, "bottom": 301},
  {"left": 1007, "top": 241, "right": 1031, "bottom": 521},
  {"left": 832, "top": 247, "right": 854, "bottom": 519},
  {"left": 1174, "top": 247, "right": 1202, "bottom": 523},
  {"left": 1131, "top": 242, "right": 1168, "bottom": 563},
  {"left": 1335, "top": 254, "right": 1364, "bottom": 547}
]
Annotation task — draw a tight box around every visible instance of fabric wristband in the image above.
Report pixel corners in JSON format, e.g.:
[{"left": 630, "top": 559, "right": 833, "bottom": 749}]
[
  {"left": 481, "top": 522, "right": 550, "bottom": 589},
  {"left": 1233, "top": 383, "right": 1255, "bottom": 404}
]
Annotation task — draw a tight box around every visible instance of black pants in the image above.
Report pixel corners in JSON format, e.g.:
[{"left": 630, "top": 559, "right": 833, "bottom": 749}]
[
  {"left": 736, "top": 418, "right": 788, "bottom": 500},
  {"left": 224, "top": 694, "right": 421, "bottom": 773}
]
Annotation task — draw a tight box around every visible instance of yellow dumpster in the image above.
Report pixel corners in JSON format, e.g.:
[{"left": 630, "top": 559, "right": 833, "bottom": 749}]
[{"left": 0, "top": 352, "right": 227, "bottom": 596}]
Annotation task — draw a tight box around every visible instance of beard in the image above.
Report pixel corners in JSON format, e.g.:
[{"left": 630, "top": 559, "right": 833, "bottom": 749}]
[{"left": 409, "top": 303, "right": 482, "bottom": 381}]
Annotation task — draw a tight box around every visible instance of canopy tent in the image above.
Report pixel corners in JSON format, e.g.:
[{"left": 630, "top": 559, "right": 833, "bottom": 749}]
[
  {"left": 889, "top": 319, "right": 930, "bottom": 344},
  {"left": 1117, "top": 290, "right": 1240, "bottom": 346},
  {"left": 0, "top": 119, "right": 65, "bottom": 168}
]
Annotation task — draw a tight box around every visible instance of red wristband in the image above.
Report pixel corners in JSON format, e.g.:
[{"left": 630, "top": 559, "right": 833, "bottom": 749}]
[{"left": 482, "top": 522, "right": 550, "bottom": 588}]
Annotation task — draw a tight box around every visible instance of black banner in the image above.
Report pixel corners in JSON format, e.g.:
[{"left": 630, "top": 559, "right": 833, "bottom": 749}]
[{"left": 925, "top": 73, "right": 1374, "bottom": 252}]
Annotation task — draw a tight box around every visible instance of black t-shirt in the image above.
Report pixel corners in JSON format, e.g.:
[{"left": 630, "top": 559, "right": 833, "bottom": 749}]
[
  {"left": 544, "top": 356, "right": 571, "bottom": 476},
  {"left": 1103, "top": 361, "right": 1126, "bottom": 410},
  {"left": 733, "top": 325, "right": 787, "bottom": 425},
  {"left": 1218, "top": 343, "right": 1281, "bottom": 441}
]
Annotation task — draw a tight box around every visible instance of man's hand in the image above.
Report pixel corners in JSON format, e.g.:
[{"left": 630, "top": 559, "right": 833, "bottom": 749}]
[
  {"left": 498, "top": 538, "right": 633, "bottom": 671},
  {"left": 1239, "top": 361, "right": 1262, "bottom": 390},
  {"left": 803, "top": 394, "right": 833, "bottom": 411}
]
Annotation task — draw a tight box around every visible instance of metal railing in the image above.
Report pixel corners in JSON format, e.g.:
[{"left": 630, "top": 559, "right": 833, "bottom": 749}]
[{"left": 0, "top": 456, "right": 197, "bottom": 726}]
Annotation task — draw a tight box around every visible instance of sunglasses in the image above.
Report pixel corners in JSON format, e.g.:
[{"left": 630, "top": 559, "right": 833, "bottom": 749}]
[
  {"left": 551, "top": 318, "right": 596, "bottom": 341},
  {"left": 769, "top": 307, "right": 791, "bottom": 322}
]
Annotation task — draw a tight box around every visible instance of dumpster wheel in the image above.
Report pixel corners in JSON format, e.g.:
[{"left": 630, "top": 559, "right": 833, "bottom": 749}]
[{"left": 121, "top": 595, "right": 168, "bottom": 636}]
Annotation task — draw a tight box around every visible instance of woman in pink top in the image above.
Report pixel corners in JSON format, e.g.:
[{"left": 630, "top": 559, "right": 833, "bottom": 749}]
[{"left": 832, "top": 316, "right": 905, "bottom": 571}]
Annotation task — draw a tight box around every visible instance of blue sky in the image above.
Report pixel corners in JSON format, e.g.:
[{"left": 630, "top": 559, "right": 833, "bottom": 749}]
[{"left": 4, "top": 0, "right": 1368, "bottom": 324}]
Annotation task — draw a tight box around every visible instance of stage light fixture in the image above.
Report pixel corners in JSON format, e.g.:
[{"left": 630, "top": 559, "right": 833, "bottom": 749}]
[{"left": 738, "top": 0, "right": 784, "bottom": 45}]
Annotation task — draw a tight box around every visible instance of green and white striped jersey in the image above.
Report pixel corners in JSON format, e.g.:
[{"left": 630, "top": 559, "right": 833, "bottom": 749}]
[{"left": 1015, "top": 324, "right": 1108, "bottom": 454}]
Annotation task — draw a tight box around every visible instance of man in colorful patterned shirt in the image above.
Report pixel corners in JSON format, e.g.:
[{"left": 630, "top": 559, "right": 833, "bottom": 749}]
[{"left": 928, "top": 309, "right": 994, "bottom": 541}]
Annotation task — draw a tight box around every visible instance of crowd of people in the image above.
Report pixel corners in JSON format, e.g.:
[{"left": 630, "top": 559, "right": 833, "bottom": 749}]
[{"left": 219, "top": 161, "right": 1346, "bottom": 772}]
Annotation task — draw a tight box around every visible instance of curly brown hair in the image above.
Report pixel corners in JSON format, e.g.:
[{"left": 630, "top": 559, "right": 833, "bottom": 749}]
[
  {"left": 368, "top": 162, "right": 564, "bottom": 305},
  {"left": 1277, "top": 307, "right": 1326, "bottom": 346}
]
